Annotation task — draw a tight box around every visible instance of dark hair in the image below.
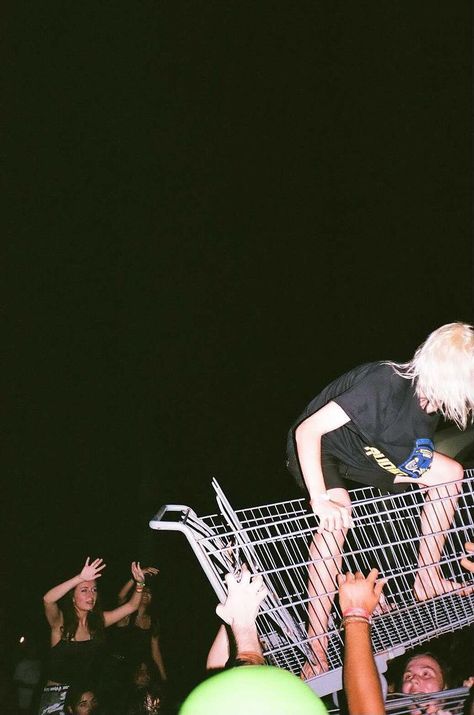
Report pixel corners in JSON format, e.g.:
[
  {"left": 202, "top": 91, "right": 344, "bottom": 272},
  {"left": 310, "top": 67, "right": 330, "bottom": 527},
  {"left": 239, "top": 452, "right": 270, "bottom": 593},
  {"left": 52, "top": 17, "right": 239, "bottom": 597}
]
[
  {"left": 125, "top": 658, "right": 163, "bottom": 713},
  {"left": 60, "top": 589, "right": 105, "bottom": 643},
  {"left": 464, "top": 685, "right": 474, "bottom": 715},
  {"left": 64, "top": 684, "right": 98, "bottom": 713},
  {"left": 130, "top": 657, "right": 161, "bottom": 687},
  {"left": 129, "top": 584, "right": 160, "bottom": 638}
]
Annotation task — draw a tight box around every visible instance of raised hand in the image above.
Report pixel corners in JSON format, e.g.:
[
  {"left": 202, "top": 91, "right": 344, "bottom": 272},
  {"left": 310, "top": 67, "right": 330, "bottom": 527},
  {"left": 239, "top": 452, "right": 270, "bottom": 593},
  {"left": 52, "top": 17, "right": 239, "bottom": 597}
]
[
  {"left": 337, "top": 569, "right": 386, "bottom": 616},
  {"left": 131, "top": 561, "right": 145, "bottom": 583},
  {"left": 79, "top": 557, "right": 106, "bottom": 582},
  {"left": 216, "top": 564, "right": 268, "bottom": 626},
  {"left": 142, "top": 566, "right": 159, "bottom": 577}
]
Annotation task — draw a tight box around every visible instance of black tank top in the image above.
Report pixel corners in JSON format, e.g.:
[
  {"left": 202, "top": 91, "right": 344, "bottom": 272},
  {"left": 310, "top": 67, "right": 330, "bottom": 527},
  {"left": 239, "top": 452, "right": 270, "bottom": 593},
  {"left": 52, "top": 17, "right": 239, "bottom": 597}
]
[{"left": 48, "top": 638, "right": 103, "bottom": 686}]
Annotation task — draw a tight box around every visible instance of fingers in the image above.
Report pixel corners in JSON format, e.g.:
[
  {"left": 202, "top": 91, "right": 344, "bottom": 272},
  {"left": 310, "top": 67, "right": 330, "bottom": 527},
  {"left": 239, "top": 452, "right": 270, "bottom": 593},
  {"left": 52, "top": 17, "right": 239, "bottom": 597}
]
[
  {"left": 341, "top": 508, "right": 354, "bottom": 530},
  {"left": 131, "top": 561, "right": 145, "bottom": 579},
  {"left": 224, "top": 571, "right": 237, "bottom": 587},
  {"left": 144, "top": 567, "right": 159, "bottom": 575},
  {"left": 316, "top": 505, "right": 352, "bottom": 533},
  {"left": 460, "top": 557, "right": 474, "bottom": 574},
  {"left": 374, "top": 578, "right": 386, "bottom": 599},
  {"left": 317, "top": 514, "right": 340, "bottom": 533},
  {"left": 240, "top": 564, "right": 251, "bottom": 585}
]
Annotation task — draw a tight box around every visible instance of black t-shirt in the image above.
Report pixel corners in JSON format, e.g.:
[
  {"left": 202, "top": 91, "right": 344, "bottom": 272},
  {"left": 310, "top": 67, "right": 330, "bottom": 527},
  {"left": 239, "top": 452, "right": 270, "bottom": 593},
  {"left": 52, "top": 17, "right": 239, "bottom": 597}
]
[{"left": 287, "top": 362, "right": 439, "bottom": 487}]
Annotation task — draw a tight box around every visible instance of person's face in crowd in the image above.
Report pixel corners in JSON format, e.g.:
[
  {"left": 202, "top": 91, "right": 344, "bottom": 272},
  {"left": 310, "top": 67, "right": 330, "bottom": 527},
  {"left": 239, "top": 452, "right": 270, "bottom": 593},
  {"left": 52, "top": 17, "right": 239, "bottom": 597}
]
[
  {"left": 71, "top": 691, "right": 98, "bottom": 715},
  {"left": 73, "top": 581, "right": 98, "bottom": 612},
  {"left": 402, "top": 654, "right": 445, "bottom": 694},
  {"left": 141, "top": 587, "right": 152, "bottom": 606},
  {"left": 135, "top": 662, "right": 151, "bottom": 688}
]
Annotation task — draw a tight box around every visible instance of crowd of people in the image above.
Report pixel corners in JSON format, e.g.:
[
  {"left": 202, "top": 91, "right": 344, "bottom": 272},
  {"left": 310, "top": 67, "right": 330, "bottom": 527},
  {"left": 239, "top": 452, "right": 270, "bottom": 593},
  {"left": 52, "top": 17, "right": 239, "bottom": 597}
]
[
  {"left": 3, "top": 322, "right": 474, "bottom": 714},
  {"left": 2, "top": 547, "right": 473, "bottom": 715}
]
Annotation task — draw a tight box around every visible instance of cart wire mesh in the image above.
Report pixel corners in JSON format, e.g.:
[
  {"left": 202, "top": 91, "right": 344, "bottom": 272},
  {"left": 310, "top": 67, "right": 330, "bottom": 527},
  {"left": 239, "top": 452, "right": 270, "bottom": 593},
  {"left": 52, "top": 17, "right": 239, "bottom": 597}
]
[
  {"left": 327, "top": 687, "right": 471, "bottom": 715},
  {"left": 149, "top": 470, "right": 474, "bottom": 699}
]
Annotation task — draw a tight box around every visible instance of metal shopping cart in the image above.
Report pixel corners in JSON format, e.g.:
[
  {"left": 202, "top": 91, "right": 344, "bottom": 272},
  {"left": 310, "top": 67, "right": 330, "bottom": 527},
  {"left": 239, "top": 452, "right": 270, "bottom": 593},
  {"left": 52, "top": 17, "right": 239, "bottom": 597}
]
[{"left": 149, "top": 470, "right": 474, "bottom": 701}]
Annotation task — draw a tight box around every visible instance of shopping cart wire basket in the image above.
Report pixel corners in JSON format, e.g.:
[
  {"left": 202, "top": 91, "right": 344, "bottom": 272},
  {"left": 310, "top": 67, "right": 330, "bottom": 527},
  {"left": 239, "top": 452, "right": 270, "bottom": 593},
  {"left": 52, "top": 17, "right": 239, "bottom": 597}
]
[{"left": 149, "top": 470, "right": 474, "bottom": 697}]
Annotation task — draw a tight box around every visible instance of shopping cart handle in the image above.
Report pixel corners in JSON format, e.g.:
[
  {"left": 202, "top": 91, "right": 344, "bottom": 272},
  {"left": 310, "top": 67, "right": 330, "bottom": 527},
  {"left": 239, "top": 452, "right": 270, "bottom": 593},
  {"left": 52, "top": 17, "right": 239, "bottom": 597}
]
[{"left": 149, "top": 504, "right": 195, "bottom": 530}]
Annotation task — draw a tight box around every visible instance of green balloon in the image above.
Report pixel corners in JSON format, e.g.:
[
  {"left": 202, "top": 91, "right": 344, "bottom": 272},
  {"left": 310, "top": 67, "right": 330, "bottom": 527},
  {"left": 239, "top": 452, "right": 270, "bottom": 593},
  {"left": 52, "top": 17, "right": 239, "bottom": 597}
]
[{"left": 179, "top": 665, "right": 328, "bottom": 715}]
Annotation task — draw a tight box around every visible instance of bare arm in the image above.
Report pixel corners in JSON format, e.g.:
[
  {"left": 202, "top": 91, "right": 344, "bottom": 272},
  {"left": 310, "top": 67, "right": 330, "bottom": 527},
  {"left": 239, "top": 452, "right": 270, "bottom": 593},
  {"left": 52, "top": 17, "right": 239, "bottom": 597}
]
[
  {"left": 218, "top": 566, "right": 267, "bottom": 663},
  {"left": 343, "top": 621, "right": 384, "bottom": 715},
  {"left": 206, "top": 625, "right": 230, "bottom": 670},
  {"left": 207, "top": 565, "right": 268, "bottom": 668},
  {"left": 43, "top": 558, "right": 106, "bottom": 628},
  {"left": 151, "top": 634, "right": 167, "bottom": 681},
  {"left": 117, "top": 566, "right": 159, "bottom": 604},
  {"left": 295, "top": 401, "right": 352, "bottom": 531},
  {"left": 338, "top": 569, "right": 386, "bottom": 715},
  {"left": 104, "top": 561, "right": 145, "bottom": 627},
  {"left": 117, "top": 578, "right": 135, "bottom": 605}
]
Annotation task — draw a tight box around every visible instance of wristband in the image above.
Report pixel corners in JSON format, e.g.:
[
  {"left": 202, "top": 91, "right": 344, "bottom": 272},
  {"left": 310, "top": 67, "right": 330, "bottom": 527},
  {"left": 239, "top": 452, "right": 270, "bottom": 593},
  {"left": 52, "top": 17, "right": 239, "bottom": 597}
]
[
  {"left": 135, "top": 580, "right": 146, "bottom": 587},
  {"left": 341, "top": 615, "right": 371, "bottom": 630},
  {"left": 342, "top": 607, "right": 371, "bottom": 619}
]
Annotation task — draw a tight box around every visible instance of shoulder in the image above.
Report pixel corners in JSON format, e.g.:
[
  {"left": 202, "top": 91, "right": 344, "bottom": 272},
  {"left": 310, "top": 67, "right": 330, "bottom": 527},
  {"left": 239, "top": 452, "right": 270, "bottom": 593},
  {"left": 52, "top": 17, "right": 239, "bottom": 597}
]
[
  {"left": 351, "top": 361, "right": 402, "bottom": 386},
  {"left": 335, "top": 362, "right": 393, "bottom": 389}
]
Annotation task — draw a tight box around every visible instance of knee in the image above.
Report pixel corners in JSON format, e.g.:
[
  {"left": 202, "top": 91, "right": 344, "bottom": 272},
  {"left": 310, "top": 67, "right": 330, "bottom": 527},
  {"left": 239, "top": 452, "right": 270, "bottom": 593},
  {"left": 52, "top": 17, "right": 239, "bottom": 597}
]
[
  {"left": 440, "top": 459, "right": 464, "bottom": 495},
  {"left": 446, "top": 459, "right": 464, "bottom": 482}
]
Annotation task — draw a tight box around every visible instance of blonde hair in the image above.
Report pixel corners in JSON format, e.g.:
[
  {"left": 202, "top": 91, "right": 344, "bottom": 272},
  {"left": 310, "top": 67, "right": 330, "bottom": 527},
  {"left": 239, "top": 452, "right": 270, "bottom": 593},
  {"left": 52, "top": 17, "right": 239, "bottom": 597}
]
[{"left": 387, "top": 322, "right": 474, "bottom": 429}]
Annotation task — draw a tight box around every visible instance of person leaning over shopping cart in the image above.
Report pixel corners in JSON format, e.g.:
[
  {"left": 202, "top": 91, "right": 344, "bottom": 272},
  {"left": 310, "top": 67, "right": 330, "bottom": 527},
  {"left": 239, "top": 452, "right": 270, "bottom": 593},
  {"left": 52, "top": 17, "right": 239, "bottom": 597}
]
[{"left": 286, "top": 322, "right": 474, "bottom": 676}]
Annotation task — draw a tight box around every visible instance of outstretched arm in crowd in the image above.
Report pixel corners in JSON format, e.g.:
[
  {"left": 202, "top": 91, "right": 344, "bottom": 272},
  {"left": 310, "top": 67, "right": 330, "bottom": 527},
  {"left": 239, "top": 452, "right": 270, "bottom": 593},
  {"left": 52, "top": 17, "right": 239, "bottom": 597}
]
[
  {"left": 103, "top": 562, "right": 146, "bottom": 626},
  {"left": 338, "top": 569, "right": 386, "bottom": 715},
  {"left": 117, "top": 565, "right": 159, "bottom": 604},
  {"left": 207, "top": 564, "right": 268, "bottom": 669},
  {"left": 151, "top": 632, "right": 167, "bottom": 681}
]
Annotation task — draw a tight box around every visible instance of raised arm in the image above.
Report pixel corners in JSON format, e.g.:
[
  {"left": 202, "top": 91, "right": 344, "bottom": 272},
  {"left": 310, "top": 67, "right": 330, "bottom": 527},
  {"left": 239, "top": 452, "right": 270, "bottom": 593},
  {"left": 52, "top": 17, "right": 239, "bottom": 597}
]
[
  {"left": 151, "top": 634, "right": 167, "bottom": 681},
  {"left": 208, "top": 564, "right": 268, "bottom": 668},
  {"left": 117, "top": 566, "right": 159, "bottom": 604},
  {"left": 337, "top": 569, "right": 386, "bottom": 715},
  {"left": 43, "top": 557, "right": 106, "bottom": 628},
  {"left": 295, "top": 401, "right": 353, "bottom": 532},
  {"left": 103, "top": 561, "right": 145, "bottom": 627}
]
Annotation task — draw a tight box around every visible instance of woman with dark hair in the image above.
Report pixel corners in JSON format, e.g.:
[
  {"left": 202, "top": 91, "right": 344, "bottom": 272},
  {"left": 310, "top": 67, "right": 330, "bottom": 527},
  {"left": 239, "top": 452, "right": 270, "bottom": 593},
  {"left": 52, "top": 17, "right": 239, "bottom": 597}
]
[
  {"left": 38, "top": 557, "right": 145, "bottom": 715},
  {"left": 112, "top": 567, "right": 166, "bottom": 682},
  {"left": 123, "top": 658, "right": 163, "bottom": 715},
  {"left": 64, "top": 685, "right": 100, "bottom": 715}
]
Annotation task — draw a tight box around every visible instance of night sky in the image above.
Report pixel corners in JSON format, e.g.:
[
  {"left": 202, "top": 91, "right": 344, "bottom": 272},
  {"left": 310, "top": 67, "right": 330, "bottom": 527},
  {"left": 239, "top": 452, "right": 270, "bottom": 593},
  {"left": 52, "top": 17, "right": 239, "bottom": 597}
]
[{"left": 3, "top": 1, "right": 472, "bottom": 694}]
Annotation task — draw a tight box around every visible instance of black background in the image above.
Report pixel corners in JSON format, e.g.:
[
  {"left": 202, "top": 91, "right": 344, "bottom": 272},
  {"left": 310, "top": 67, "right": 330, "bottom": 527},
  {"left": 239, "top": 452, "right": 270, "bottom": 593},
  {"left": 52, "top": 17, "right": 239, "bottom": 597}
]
[{"left": 2, "top": 0, "right": 472, "bottom": 698}]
